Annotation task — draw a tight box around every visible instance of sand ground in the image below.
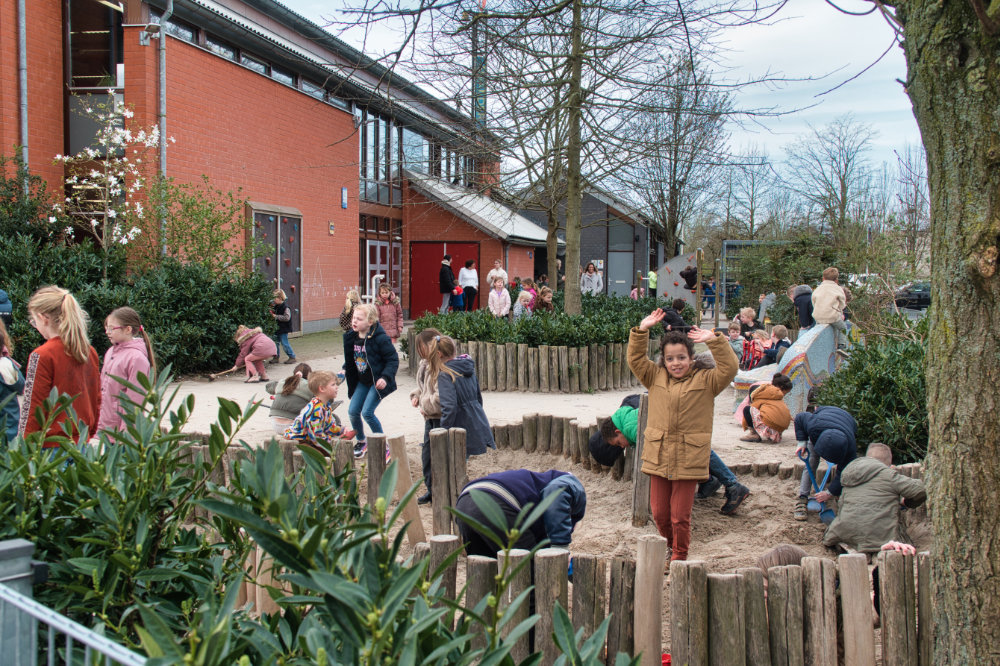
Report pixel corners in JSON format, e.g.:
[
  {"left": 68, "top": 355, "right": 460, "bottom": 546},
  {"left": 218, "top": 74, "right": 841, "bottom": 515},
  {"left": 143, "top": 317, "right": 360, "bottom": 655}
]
[{"left": 175, "top": 328, "right": 930, "bottom": 651}]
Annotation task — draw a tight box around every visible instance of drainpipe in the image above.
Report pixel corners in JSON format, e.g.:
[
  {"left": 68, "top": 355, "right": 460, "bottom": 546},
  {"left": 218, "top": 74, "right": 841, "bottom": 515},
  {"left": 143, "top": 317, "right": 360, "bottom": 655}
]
[
  {"left": 17, "top": 0, "right": 28, "bottom": 191},
  {"left": 158, "top": 0, "right": 173, "bottom": 255}
]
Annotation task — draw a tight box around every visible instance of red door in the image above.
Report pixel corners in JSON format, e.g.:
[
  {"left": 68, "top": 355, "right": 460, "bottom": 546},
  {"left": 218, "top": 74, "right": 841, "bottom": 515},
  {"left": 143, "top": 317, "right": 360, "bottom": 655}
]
[{"left": 409, "top": 242, "right": 479, "bottom": 317}]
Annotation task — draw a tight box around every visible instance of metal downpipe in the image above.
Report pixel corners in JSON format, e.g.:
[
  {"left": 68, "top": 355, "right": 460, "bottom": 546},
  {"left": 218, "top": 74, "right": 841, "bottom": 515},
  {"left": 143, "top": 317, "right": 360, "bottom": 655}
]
[{"left": 17, "top": 0, "right": 29, "bottom": 191}]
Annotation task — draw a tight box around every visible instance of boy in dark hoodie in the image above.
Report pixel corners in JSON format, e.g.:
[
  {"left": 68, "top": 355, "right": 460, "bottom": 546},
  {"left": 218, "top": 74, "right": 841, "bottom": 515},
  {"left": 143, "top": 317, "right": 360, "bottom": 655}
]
[
  {"left": 0, "top": 289, "right": 12, "bottom": 328},
  {"left": 792, "top": 405, "right": 858, "bottom": 520},
  {"left": 789, "top": 284, "right": 815, "bottom": 328}
]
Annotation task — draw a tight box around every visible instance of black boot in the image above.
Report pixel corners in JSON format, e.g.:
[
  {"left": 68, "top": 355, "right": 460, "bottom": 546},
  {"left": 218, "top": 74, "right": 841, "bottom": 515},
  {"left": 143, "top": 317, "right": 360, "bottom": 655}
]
[
  {"left": 721, "top": 483, "right": 750, "bottom": 515},
  {"left": 417, "top": 492, "right": 432, "bottom": 505}
]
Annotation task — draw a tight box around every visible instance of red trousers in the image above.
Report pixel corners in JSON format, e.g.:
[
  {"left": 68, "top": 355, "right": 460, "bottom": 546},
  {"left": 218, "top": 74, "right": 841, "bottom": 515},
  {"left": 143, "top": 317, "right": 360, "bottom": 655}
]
[{"left": 649, "top": 476, "right": 698, "bottom": 561}]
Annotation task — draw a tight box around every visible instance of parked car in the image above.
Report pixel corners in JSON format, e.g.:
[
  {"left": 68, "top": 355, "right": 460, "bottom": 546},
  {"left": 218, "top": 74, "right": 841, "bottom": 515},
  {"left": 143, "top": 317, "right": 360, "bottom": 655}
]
[{"left": 895, "top": 281, "right": 931, "bottom": 309}]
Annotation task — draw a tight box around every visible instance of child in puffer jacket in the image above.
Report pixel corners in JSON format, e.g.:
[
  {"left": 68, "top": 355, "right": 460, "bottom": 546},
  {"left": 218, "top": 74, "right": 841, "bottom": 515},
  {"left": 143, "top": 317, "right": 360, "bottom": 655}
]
[
  {"left": 228, "top": 325, "right": 277, "bottom": 383},
  {"left": 375, "top": 284, "right": 404, "bottom": 343}
]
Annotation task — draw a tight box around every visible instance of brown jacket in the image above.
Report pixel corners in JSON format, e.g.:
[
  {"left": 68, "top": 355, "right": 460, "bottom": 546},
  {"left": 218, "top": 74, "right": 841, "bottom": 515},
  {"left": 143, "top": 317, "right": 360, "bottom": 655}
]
[
  {"left": 628, "top": 329, "right": 738, "bottom": 480},
  {"left": 409, "top": 359, "right": 442, "bottom": 419},
  {"left": 811, "top": 280, "right": 846, "bottom": 324},
  {"left": 749, "top": 384, "right": 792, "bottom": 431},
  {"left": 375, "top": 294, "right": 404, "bottom": 339}
]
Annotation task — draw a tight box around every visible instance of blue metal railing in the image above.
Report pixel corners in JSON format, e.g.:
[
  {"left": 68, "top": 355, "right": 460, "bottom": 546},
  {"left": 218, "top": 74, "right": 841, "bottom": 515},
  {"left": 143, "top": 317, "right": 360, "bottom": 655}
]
[{"left": 0, "top": 583, "right": 147, "bottom": 666}]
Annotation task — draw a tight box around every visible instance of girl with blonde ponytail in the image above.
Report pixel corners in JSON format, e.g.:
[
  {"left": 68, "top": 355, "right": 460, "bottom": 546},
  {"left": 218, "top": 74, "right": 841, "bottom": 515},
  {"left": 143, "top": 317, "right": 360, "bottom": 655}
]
[{"left": 20, "top": 286, "right": 101, "bottom": 444}]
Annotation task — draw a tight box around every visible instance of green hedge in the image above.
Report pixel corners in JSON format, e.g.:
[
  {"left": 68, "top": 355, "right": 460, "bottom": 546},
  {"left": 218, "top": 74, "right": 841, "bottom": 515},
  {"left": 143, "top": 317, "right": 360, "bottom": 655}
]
[
  {"left": 813, "top": 316, "right": 927, "bottom": 463},
  {"left": 414, "top": 293, "right": 697, "bottom": 346},
  {"left": 1, "top": 233, "right": 274, "bottom": 374}
]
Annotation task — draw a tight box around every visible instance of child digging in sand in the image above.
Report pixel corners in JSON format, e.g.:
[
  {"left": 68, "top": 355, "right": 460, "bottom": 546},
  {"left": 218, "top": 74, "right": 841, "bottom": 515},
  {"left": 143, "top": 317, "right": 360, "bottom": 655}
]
[
  {"left": 227, "top": 325, "right": 277, "bottom": 383},
  {"left": 628, "top": 309, "right": 738, "bottom": 563}
]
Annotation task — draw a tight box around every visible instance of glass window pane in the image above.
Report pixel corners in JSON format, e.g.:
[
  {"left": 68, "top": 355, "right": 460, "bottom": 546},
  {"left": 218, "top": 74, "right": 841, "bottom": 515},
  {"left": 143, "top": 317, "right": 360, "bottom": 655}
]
[
  {"left": 164, "top": 18, "right": 195, "bottom": 42},
  {"left": 206, "top": 36, "right": 236, "bottom": 60},
  {"left": 608, "top": 219, "right": 634, "bottom": 251},
  {"left": 240, "top": 53, "right": 268, "bottom": 75},
  {"left": 271, "top": 65, "right": 294, "bottom": 86},
  {"left": 301, "top": 79, "right": 325, "bottom": 100},
  {"left": 70, "top": 0, "right": 123, "bottom": 88},
  {"left": 366, "top": 117, "right": 376, "bottom": 181}
]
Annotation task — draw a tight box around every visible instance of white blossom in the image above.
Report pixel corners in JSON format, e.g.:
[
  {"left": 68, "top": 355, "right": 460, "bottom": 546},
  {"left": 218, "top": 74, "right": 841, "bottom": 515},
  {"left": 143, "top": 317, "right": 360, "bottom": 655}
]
[{"left": 49, "top": 216, "right": 57, "bottom": 223}]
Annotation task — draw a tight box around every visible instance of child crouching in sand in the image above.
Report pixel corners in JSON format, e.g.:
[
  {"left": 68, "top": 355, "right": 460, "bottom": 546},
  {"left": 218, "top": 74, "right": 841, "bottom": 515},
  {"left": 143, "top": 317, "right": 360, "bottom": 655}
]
[{"left": 628, "top": 309, "right": 738, "bottom": 564}]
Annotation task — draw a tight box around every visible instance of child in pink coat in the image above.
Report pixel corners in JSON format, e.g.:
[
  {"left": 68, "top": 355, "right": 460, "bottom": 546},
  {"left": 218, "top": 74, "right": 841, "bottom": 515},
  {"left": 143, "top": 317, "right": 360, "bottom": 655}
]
[
  {"left": 228, "top": 325, "right": 277, "bottom": 382},
  {"left": 98, "top": 307, "right": 156, "bottom": 434},
  {"left": 375, "top": 284, "right": 404, "bottom": 343}
]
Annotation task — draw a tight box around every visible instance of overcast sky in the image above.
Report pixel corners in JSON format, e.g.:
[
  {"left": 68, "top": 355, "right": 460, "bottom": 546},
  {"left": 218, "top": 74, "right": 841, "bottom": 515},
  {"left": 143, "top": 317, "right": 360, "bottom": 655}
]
[{"left": 281, "top": 0, "right": 921, "bottom": 168}]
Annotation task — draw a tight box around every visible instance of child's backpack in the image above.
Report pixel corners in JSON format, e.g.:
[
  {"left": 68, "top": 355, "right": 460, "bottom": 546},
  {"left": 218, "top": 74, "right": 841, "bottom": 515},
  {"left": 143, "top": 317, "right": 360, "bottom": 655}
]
[{"left": 740, "top": 339, "right": 764, "bottom": 370}]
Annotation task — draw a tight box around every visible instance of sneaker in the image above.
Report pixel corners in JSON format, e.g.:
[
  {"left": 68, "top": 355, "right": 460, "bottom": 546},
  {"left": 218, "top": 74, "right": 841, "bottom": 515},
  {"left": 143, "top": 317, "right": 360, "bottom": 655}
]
[
  {"left": 268, "top": 357, "right": 278, "bottom": 365},
  {"left": 353, "top": 440, "right": 367, "bottom": 459},
  {"left": 417, "top": 492, "right": 432, "bottom": 505},
  {"left": 793, "top": 497, "right": 808, "bottom": 521},
  {"left": 721, "top": 483, "right": 750, "bottom": 515},
  {"left": 283, "top": 358, "right": 297, "bottom": 364},
  {"left": 696, "top": 477, "right": 722, "bottom": 499}
]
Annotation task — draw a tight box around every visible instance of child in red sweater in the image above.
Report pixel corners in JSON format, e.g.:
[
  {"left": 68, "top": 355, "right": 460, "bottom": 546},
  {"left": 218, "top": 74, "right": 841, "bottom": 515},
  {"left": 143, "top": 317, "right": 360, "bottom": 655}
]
[{"left": 19, "top": 286, "right": 101, "bottom": 445}]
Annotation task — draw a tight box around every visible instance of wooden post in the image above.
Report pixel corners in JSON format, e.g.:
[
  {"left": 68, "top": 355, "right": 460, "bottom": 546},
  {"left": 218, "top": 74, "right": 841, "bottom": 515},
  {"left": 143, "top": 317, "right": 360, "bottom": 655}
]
[
  {"left": 599, "top": 344, "right": 609, "bottom": 391},
  {"left": 486, "top": 342, "right": 497, "bottom": 391},
  {"left": 334, "top": 438, "right": 354, "bottom": 478},
  {"left": 549, "top": 346, "right": 560, "bottom": 393},
  {"left": 631, "top": 394, "right": 651, "bottom": 526},
  {"left": 517, "top": 343, "right": 528, "bottom": 391},
  {"left": 465, "top": 555, "right": 498, "bottom": 650},
  {"left": 494, "top": 424, "right": 508, "bottom": 450},
  {"left": 766, "top": 565, "right": 804, "bottom": 666},
  {"left": 838, "top": 554, "right": 876, "bottom": 666},
  {"left": 388, "top": 434, "right": 426, "bottom": 547},
  {"left": 429, "top": 534, "right": 460, "bottom": 601},
  {"left": 617, "top": 342, "right": 628, "bottom": 388},
  {"left": 414, "top": 541, "right": 431, "bottom": 571},
  {"left": 558, "top": 345, "right": 570, "bottom": 393},
  {"left": 614, "top": 343, "right": 625, "bottom": 389},
  {"left": 572, "top": 554, "right": 608, "bottom": 651},
  {"left": 550, "top": 417, "right": 564, "bottom": 456},
  {"left": 588, "top": 423, "right": 601, "bottom": 472},
  {"left": 564, "top": 419, "right": 577, "bottom": 460},
  {"left": 708, "top": 573, "right": 746, "bottom": 666},
  {"left": 366, "top": 434, "right": 387, "bottom": 509},
  {"left": 607, "top": 556, "right": 636, "bottom": 665},
  {"left": 529, "top": 347, "right": 540, "bottom": 392},
  {"left": 537, "top": 414, "right": 552, "bottom": 454},
  {"left": 509, "top": 423, "right": 523, "bottom": 451},
  {"left": 523, "top": 414, "right": 538, "bottom": 453},
  {"left": 569, "top": 422, "right": 582, "bottom": 465},
  {"left": 579, "top": 345, "right": 590, "bottom": 393},
  {"left": 568, "top": 347, "right": 580, "bottom": 392},
  {"left": 878, "top": 550, "right": 918, "bottom": 666},
  {"left": 449, "top": 428, "right": 468, "bottom": 535},
  {"left": 917, "top": 552, "right": 932, "bottom": 666},
  {"left": 539, "top": 344, "right": 551, "bottom": 392},
  {"left": 670, "top": 559, "right": 708, "bottom": 666},
  {"left": 752, "top": 462, "right": 768, "bottom": 477},
  {"left": 468, "top": 340, "right": 479, "bottom": 374},
  {"left": 578, "top": 424, "right": 591, "bottom": 470},
  {"left": 499, "top": 548, "right": 532, "bottom": 663},
  {"left": 255, "top": 546, "right": 281, "bottom": 617},
  {"left": 778, "top": 463, "right": 794, "bottom": 480},
  {"left": 634, "top": 535, "right": 668, "bottom": 666},
  {"left": 736, "top": 567, "right": 771, "bottom": 666},
  {"left": 496, "top": 342, "right": 508, "bottom": 392},
  {"left": 429, "top": 428, "right": 453, "bottom": 535},
  {"left": 589, "top": 344, "right": 599, "bottom": 390},
  {"left": 505, "top": 342, "right": 517, "bottom": 390},
  {"left": 534, "top": 548, "right": 570, "bottom": 666},
  {"left": 408, "top": 328, "right": 417, "bottom": 374},
  {"left": 801, "top": 557, "right": 837, "bottom": 666}
]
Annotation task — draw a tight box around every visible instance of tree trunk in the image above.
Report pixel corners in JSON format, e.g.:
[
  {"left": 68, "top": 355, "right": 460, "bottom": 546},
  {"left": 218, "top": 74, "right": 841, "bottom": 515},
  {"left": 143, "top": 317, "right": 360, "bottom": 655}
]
[
  {"left": 562, "top": 0, "right": 584, "bottom": 315},
  {"left": 899, "top": 2, "right": 1000, "bottom": 662}
]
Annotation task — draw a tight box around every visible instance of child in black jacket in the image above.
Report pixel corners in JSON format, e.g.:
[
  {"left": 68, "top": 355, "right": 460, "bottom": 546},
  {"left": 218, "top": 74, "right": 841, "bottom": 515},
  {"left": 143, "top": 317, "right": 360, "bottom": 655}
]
[{"left": 343, "top": 304, "right": 399, "bottom": 458}]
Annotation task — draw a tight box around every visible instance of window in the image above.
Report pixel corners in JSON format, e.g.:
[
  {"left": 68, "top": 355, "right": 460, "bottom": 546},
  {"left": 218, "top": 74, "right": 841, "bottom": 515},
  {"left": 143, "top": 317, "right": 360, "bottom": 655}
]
[
  {"left": 271, "top": 65, "right": 295, "bottom": 86},
  {"left": 301, "top": 79, "right": 325, "bottom": 100},
  {"left": 151, "top": 13, "right": 197, "bottom": 43},
  {"left": 240, "top": 53, "right": 268, "bottom": 75},
  {"left": 69, "top": 0, "right": 124, "bottom": 88},
  {"left": 206, "top": 36, "right": 236, "bottom": 60},
  {"left": 402, "top": 128, "right": 427, "bottom": 173}
]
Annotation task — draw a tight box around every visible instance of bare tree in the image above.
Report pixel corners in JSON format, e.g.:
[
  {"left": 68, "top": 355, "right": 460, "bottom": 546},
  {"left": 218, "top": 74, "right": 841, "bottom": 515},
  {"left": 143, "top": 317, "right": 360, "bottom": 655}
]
[
  {"left": 614, "top": 58, "right": 731, "bottom": 257},
  {"left": 894, "top": 143, "right": 929, "bottom": 271},
  {"left": 782, "top": 114, "right": 877, "bottom": 238},
  {"left": 730, "top": 147, "right": 776, "bottom": 240}
]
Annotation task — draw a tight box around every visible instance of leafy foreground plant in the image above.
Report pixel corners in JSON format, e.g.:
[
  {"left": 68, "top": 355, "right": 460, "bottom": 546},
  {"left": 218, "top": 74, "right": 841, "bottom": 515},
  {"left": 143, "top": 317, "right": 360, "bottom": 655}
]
[{"left": 0, "top": 373, "right": 638, "bottom": 665}]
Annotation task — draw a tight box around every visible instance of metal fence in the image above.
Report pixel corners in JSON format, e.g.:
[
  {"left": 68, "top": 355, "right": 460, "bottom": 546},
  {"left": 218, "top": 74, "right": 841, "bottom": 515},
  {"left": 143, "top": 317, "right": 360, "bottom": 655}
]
[{"left": 0, "top": 583, "right": 147, "bottom": 666}]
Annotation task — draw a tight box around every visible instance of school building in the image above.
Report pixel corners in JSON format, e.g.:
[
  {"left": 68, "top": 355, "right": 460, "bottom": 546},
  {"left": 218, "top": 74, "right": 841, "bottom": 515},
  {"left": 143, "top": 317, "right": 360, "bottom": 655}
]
[{"left": 1, "top": 0, "right": 548, "bottom": 330}]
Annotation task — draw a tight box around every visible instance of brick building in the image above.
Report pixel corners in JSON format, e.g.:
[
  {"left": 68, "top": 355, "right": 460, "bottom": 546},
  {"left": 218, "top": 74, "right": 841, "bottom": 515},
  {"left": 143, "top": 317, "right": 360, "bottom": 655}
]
[{"left": 1, "top": 0, "right": 544, "bottom": 329}]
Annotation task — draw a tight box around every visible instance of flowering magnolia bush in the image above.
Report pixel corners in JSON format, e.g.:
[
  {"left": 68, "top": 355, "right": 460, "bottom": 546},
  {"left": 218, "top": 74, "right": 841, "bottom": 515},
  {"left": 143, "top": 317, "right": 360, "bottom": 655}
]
[{"left": 55, "top": 92, "right": 174, "bottom": 260}]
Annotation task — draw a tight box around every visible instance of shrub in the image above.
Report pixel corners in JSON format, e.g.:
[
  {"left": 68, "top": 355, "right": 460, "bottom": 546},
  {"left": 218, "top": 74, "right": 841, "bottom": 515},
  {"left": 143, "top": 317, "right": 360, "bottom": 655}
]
[
  {"left": 1, "top": 231, "right": 273, "bottom": 373},
  {"left": 813, "top": 316, "right": 927, "bottom": 463},
  {"left": 766, "top": 294, "right": 797, "bottom": 329},
  {"left": 416, "top": 293, "right": 675, "bottom": 347},
  {"left": 0, "top": 153, "right": 64, "bottom": 242}
]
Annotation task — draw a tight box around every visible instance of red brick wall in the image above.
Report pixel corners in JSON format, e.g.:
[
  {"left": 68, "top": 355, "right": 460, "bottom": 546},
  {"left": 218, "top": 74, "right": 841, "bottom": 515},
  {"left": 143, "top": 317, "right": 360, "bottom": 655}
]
[
  {"left": 124, "top": 35, "right": 359, "bottom": 328},
  {"left": 0, "top": 1, "right": 65, "bottom": 190}
]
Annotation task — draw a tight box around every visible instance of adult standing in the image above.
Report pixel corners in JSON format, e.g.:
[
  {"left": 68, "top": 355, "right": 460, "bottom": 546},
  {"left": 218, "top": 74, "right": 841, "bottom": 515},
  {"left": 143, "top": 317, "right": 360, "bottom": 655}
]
[
  {"left": 486, "top": 259, "right": 508, "bottom": 288},
  {"left": 647, "top": 269, "right": 658, "bottom": 294},
  {"left": 439, "top": 254, "right": 457, "bottom": 315},
  {"left": 580, "top": 262, "right": 603, "bottom": 295},
  {"left": 790, "top": 284, "right": 815, "bottom": 328},
  {"left": 458, "top": 259, "right": 479, "bottom": 311}
]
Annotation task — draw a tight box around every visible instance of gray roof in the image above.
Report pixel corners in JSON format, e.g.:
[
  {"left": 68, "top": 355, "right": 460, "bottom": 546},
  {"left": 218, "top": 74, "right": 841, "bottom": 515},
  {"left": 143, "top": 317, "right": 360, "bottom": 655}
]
[{"left": 404, "top": 170, "right": 560, "bottom": 247}]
